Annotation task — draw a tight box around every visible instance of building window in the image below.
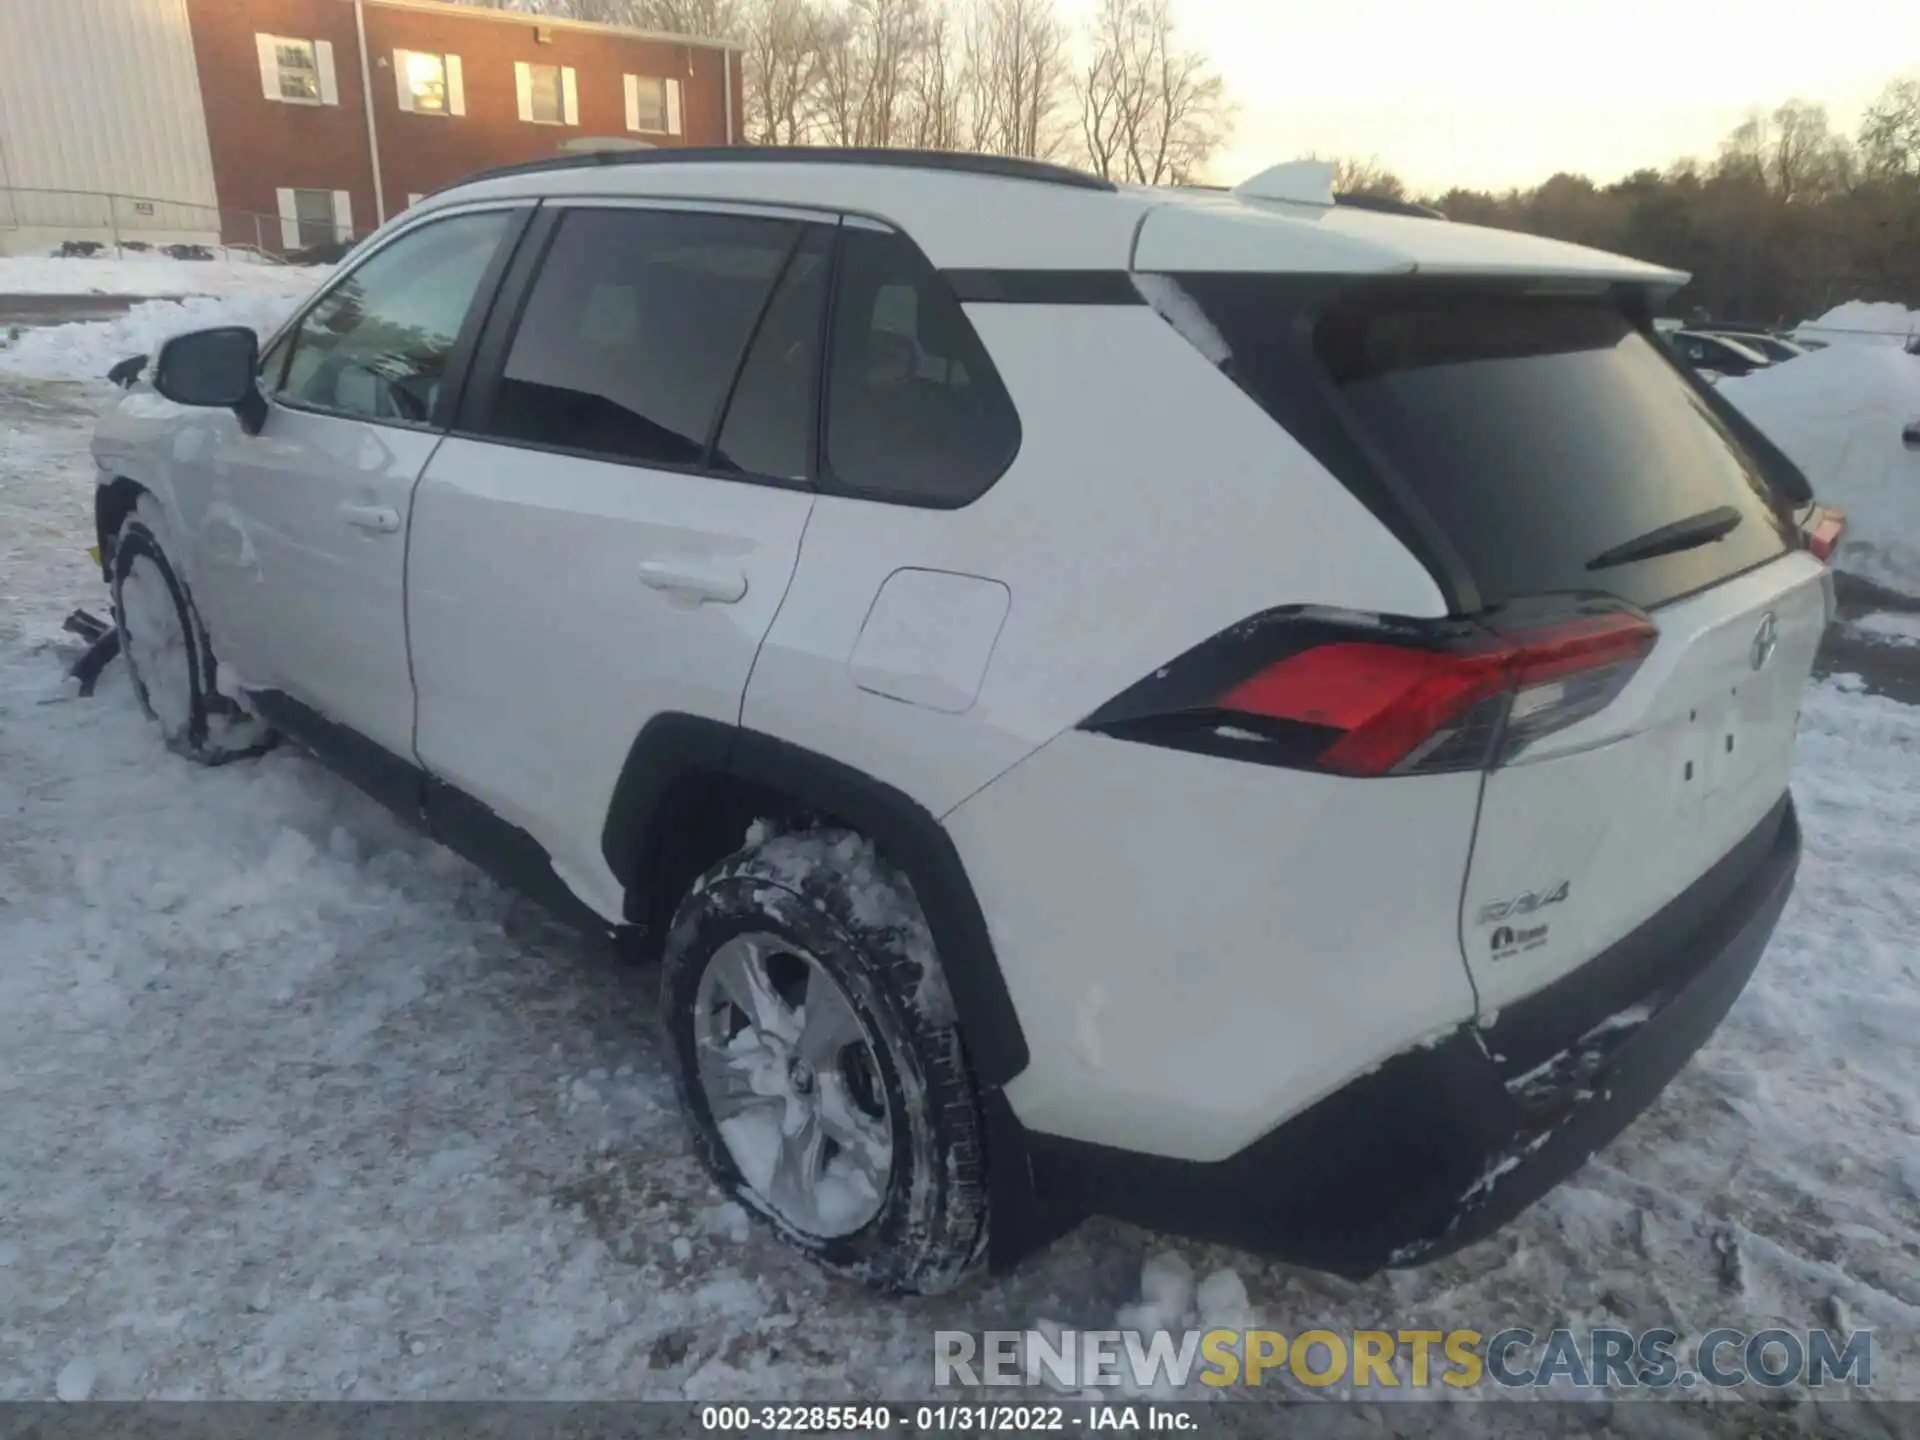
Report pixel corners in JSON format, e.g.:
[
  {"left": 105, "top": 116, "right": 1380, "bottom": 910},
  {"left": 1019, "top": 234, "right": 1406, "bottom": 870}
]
[
  {"left": 624, "top": 74, "right": 682, "bottom": 135},
  {"left": 396, "top": 49, "right": 464, "bottom": 115},
  {"left": 515, "top": 61, "right": 577, "bottom": 125},
  {"left": 276, "top": 38, "right": 319, "bottom": 100},
  {"left": 256, "top": 34, "right": 337, "bottom": 106},
  {"left": 276, "top": 188, "right": 353, "bottom": 253}
]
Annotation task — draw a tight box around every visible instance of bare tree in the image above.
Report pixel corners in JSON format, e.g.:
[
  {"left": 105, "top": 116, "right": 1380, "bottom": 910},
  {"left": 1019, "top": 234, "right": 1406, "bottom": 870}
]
[
  {"left": 1075, "top": 0, "right": 1231, "bottom": 186},
  {"left": 962, "top": 0, "right": 1068, "bottom": 159},
  {"left": 740, "top": 0, "right": 826, "bottom": 142},
  {"left": 1769, "top": 101, "right": 1848, "bottom": 202},
  {"left": 812, "top": 0, "right": 933, "bottom": 146},
  {"left": 1860, "top": 77, "right": 1920, "bottom": 182},
  {"left": 1313, "top": 154, "right": 1406, "bottom": 200},
  {"left": 905, "top": 1, "right": 967, "bottom": 150}
]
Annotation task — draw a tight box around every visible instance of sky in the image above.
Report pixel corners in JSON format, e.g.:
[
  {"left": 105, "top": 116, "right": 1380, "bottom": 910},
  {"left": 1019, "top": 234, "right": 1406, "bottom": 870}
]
[{"left": 1143, "top": 0, "right": 1919, "bottom": 194}]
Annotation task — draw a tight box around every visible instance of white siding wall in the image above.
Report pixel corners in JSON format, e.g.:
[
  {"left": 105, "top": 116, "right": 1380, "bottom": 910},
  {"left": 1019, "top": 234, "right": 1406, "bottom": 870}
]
[{"left": 0, "top": 0, "right": 218, "bottom": 248}]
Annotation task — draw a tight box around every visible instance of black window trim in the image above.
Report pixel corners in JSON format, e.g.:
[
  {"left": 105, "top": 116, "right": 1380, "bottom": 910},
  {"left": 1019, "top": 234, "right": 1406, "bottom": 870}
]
[
  {"left": 450, "top": 197, "right": 841, "bottom": 494},
  {"left": 262, "top": 201, "right": 535, "bottom": 435},
  {"left": 707, "top": 219, "right": 841, "bottom": 485}
]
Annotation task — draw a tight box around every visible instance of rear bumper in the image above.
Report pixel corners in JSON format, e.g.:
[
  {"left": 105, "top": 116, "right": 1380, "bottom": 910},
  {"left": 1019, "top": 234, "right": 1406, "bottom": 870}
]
[{"left": 1000, "top": 791, "right": 1800, "bottom": 1277}]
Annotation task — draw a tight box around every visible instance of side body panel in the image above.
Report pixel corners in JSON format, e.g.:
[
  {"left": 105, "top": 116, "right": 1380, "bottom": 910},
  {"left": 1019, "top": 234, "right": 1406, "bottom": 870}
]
[
  {"left": 199, "top": 402, "right": 437, "bottom": 761},
  {"left": 742, "top": 304, "right": 1447, "bottom": 817},
  {"left": 408, "top": 440, "right": 813, "bottom": 922},
  {"left": 945, "top": 733, "right": 1483, "bottom": 1161}
]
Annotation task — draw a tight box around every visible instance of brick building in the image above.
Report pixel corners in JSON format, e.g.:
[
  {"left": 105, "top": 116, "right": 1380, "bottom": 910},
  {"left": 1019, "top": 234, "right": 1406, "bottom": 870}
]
[{"left": 0, "top": 0, "right": 743, "bottom": 255}]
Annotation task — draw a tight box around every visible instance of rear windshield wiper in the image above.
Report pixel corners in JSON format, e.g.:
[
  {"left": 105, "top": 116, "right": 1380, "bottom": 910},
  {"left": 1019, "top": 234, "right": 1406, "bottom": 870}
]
[{"left": 1586, "top": 504, "right": 1743, "bottom": 572}]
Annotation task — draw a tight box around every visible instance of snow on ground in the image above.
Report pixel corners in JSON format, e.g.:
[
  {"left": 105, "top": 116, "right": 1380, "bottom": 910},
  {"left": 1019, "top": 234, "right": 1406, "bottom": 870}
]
[
  {"left": 2, "top": 372, "right": 1918, "bottom": 1423},
  {"left": 1848, "top": 612, "right": 1920, "bottom": 648},
  {"left": 0, "top": 293, "right": 313, "bottom": 385},
  {"left": 0, "top": 254, "right": 326, "bottom": 301},
  {"left": 1793, "top": 300, "right": 1918, "bottom": 350},
  {"left": 1722, "top": 344, "right": 1920, "bottom": 599}
]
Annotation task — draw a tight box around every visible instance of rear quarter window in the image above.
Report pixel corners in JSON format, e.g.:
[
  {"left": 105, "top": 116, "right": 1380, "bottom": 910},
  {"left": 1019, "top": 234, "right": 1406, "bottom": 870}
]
[{"left": 822, "top": 227, "right": 1020, "bottom": 507}]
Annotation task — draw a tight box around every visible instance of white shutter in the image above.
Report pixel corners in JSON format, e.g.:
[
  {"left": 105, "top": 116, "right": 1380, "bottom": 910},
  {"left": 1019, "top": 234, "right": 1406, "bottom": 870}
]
[
  {"left": 332, "top": 191, "right": 353, "bottom": 242},
  {"left": 446, "top": 54, "right": 465, "bottom": 116},
  {"left": 623, "top": 74, "right": 639, "bottom": 132},
  {"left": 256, "top": 35, "right": 281, "bottom": 101},
  {"left": 561, "top": 67, "right": 579, "bottom": 125},
  {"left": 514, "top": 61, "right": 533, "bottom": 122},
  {"left": 666, "top": 77, "right": 682, "bottom": 136},
  {"left": 277, "top": 188, "right": 300, "bottom": 251},
  {"left": 316, "top": 40, "right": 338, "bottom": 105}
]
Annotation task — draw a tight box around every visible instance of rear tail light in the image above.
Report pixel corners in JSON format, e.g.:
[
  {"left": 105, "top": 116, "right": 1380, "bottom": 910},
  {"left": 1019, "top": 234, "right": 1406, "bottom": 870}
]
[
  {"left": 1803, "top": 506, "right": 1846, "bottom": 563},
  {"left": 1081, "top": 598, "right": 1656, "bottom": 777}
]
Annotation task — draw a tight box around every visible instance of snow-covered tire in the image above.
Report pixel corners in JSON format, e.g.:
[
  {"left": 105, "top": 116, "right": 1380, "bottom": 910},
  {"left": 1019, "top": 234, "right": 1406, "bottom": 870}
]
[
  {"left": 662, "top": 829, "right": 988, "bottom": 1295},
  {"left": 110, "top": 497, "right": 272, "bottom": 765}
]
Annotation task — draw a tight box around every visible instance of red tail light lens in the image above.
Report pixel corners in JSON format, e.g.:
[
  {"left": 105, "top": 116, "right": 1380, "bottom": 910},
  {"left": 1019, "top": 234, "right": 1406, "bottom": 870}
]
[
  {"left": 1218, "top": 642, "right": 1511, "bottom": 776},
  {"left": 1081, "top": 600, "right": 1657, "bottom": 777}
]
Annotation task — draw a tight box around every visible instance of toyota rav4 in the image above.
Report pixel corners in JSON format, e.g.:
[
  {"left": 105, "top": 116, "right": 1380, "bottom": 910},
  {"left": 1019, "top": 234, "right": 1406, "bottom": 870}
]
[{"left": 90, "top": 149, "right": 1832, "bottom": 1294}]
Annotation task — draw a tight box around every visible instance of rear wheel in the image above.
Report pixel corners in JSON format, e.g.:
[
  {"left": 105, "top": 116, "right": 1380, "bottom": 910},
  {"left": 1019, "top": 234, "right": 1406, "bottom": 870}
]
[
  {"left": 110, "top": 497, "right": 272, "bottom": 765},
  {"left": 662, "top": 829, "right": 987, "bottom": 1294}
]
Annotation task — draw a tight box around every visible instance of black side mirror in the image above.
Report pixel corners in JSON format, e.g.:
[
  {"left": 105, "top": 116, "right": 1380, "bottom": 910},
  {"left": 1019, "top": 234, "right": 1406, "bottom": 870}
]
[
  {"left": 153, "top": 326, "right": 267, "bottom": 434},
  {"left": 1904, "top": 421, "right": 1920, "bottom": 452}
]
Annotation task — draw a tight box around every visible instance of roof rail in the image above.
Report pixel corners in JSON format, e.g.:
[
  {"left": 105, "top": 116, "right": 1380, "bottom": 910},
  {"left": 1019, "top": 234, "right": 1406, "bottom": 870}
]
[
  {"left": 446, "top": 146, "right": 1118, "bottom": 195},
  {"left": 1332, "top": 193, "right": 1448, "bottom": 221}
]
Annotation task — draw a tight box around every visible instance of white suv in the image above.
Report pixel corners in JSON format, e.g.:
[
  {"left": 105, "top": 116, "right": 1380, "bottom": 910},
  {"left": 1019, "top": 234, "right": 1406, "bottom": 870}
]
[{"left": 91, "top": 149, "right": 1829, "bottom": 1295}]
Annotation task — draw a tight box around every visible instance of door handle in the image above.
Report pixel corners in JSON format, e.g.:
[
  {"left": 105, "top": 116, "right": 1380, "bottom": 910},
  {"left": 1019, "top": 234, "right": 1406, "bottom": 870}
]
[
  {"left": 637, "top": 559, "right": 748, "bottom": 605},
  {"left": 340, "top": 503, "right": 401, "bottom": 534}
]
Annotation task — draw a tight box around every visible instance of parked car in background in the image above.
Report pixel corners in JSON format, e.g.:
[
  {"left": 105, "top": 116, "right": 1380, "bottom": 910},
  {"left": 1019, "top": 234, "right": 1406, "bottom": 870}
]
[
  {"left": 89, "top": 148, "right": 1833, "bottom": 1296},
  {"left": 1668, "top": 329, "right": 1773, "bottom": 378},
  {"left": 1699, "top": 330, "right": 1808, "bottom": 363}
]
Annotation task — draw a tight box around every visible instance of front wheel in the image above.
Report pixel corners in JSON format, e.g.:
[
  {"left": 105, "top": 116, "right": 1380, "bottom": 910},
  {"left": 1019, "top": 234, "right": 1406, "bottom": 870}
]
[
  {"left": 110, "top": 497, "right": 271, "bottom": 764},
  {"left": 662, "top": 829, "right": 987, "bottom": 1294}
]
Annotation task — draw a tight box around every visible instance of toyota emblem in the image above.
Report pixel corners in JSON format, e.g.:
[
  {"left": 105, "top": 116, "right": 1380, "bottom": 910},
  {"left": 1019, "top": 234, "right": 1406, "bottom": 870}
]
[{"left": 1750, "top": 612, "right": 1778, "bottom": 670}]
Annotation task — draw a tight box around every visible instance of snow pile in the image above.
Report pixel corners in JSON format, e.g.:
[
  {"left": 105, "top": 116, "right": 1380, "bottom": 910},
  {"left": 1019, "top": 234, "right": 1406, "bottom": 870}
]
[
  {"left": 1721, "top": 343, "right": 1920, "bottom": 596},
  {"left": 1793, "top": 300, "right": 1918, "bottom": 350},
  {"left": 0, "top": 293, "right": 306, "bottom": 383},
  {"left": 0, "top": 254, "right": 325, "bottom": 300},
  {"left": 1849, "top": 611, "right": 1920, "bottom": 647}
]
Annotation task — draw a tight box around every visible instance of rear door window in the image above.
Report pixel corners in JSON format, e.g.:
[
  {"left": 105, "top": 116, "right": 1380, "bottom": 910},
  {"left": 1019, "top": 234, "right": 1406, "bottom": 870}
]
[
  {"left": 478, "top": 206, "right": 803, "bottom": 469},
  {"left": 822, "top": 226, "right": 1020, "bottom": 506},
  {"left": 1175, "top": 279, "right": 1795, "bottom": 611}
]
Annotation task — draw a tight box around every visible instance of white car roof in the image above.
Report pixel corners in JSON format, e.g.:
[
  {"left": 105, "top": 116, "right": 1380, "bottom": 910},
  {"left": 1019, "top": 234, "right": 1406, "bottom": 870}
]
[{"left": 422, "top": 150, "right": 1688, "bottom": 294}]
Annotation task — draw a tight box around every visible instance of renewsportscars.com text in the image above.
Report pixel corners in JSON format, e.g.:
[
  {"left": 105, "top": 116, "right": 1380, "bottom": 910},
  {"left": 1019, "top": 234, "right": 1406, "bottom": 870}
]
[{"left": 934, "top": 1326, "right": 1873, "bottom": 1391}]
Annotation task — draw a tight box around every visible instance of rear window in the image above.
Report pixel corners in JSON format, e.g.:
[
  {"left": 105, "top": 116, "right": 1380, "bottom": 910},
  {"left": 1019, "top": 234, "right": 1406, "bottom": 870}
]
[{"left": 1176, "top": 280, "right": 1795, "bottom": 611}]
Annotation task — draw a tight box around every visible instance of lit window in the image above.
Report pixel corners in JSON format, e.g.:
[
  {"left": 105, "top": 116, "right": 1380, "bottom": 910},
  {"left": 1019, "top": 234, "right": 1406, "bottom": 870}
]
[
  {"left": 406, "top": 51, "right": 448, "bottom": 112},
  {"left": 276, "top": 39, "right": 319, "bottom": 101}
]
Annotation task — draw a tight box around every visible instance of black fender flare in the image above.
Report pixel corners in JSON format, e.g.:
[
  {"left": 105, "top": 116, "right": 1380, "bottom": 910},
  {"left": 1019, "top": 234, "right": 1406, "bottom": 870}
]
[{"left": 601, "top": 713, "right": 1032, "bottom": 1088}]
